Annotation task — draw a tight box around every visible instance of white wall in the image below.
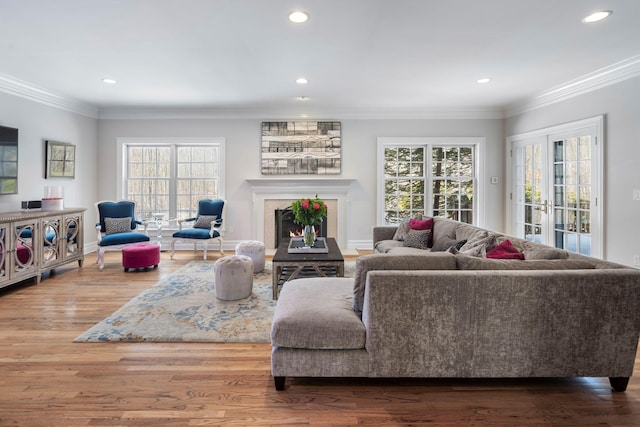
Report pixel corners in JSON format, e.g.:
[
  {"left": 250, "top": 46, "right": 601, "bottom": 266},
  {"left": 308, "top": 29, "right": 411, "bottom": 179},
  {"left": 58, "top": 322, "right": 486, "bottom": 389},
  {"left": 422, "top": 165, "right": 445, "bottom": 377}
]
[
  {"left": 505, "top": 76, "right": 640, "bottom": 266},
  {"left": 97, "top": 117, "right": 505, "bottom": 249},
  {"left": 0, "top": 92, "right": 98, "bottom": 250}
]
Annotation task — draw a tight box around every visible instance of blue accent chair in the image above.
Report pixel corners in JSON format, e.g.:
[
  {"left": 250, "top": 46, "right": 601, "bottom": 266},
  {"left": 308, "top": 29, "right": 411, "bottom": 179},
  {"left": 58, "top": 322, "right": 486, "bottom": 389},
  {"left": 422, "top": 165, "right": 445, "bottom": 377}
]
[
  {"left": 95, "top": 200, "right": 150, "bottom": 270},
  {"left": 170, "top": 199, "right": 224, "bottom": 260}
]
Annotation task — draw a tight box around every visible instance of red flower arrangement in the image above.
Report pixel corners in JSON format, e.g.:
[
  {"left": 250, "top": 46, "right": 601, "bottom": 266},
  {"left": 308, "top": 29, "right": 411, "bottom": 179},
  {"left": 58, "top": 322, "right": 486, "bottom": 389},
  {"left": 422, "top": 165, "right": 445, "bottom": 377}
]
[{"left": 291, "top": 194, "right": 327, "bottom": 226}]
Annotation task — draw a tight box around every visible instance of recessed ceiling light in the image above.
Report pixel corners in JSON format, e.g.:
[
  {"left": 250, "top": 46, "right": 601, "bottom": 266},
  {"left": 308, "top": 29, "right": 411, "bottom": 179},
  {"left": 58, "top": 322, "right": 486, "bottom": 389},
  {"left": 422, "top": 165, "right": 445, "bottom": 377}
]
[
  {"left": 582, "top": 10, "right": 612, "bottom": 23},
  {"left": 296, "top": 96, "right": 309, "bottom": 101},
  {"left": 477, "top": 78, "right": 491, "bottom": 84},
  {"left": 289, "top": 11, "right": 309, "bottom": 23},
  {"left": 102, "top": 78, "right": 117, "bottom": 84},
  {"left": 296, "top": 77, "right": 308, "bottom": 84}
]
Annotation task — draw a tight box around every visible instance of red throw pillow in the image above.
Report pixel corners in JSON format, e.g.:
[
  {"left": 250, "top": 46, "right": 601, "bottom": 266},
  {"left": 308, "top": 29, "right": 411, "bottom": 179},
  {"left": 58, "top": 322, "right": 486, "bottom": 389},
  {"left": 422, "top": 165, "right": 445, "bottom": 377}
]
[
  {"left": 409, "top": 217, "right": 433, "bottom": 231},
  {"left": 486, "top": 239, "right": 525, "bottom": 260}
]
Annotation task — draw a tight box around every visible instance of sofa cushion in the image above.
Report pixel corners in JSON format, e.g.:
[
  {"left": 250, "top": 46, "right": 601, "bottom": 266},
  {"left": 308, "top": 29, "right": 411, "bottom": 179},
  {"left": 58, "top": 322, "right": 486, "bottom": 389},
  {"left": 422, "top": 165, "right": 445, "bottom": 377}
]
[
  {"left": 455, "top": 223, "right": 488, "bottom": 243},
  {"left": 403, "top": 229, "right": 431, "bottom": 250},
  {"left": 387, "top": 246, "right": 432, "bottom": 255},
  {"left": 455, "top": 254, "right": 595, "bottom": 270},
  {"left": 523, "top": 247, "right": 570, "bottom": 260},
  {"left": 374, "top": 239, "right": 404, "bottom": 253},
  {"left": 353, "top": 253, "right": 457, "bottom": 315},
  {"left": 272, "top": 278, "right": 365, "bottom": 350},
  {"left": 432, "top": 218, "right": 458, "bottom": 244}
]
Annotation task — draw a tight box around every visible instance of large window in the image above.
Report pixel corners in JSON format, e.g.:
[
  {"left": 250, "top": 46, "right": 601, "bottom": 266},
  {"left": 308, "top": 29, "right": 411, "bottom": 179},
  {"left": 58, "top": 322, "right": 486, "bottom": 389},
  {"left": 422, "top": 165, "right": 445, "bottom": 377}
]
[
  {"left": 378, "top": 137, "right": 481, "bottom": 225},
  {"left": 118, "top": 138, "right": 225, "bottom": 222}
]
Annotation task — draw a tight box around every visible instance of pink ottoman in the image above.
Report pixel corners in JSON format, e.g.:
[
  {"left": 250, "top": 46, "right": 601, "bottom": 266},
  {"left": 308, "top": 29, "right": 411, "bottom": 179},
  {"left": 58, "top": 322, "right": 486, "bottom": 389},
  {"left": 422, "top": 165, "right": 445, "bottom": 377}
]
[{"left": 122, "top": 243, "right": 160, "bottom": 272}]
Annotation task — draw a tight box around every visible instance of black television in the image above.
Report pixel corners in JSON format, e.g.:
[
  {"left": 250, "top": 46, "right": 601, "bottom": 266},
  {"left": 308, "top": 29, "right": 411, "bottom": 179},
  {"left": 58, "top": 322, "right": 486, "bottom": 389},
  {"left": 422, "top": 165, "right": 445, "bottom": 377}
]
[{"left": 0, "top": 125, "right": 18, "bottom": 195}]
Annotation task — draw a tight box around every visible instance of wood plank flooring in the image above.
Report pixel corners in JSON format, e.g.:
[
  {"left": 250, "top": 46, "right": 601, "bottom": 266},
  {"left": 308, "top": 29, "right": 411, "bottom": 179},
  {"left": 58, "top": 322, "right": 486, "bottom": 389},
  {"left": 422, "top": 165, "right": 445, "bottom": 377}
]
[{"left": 0, "top": 251, "right": 639, "bottom": 426}]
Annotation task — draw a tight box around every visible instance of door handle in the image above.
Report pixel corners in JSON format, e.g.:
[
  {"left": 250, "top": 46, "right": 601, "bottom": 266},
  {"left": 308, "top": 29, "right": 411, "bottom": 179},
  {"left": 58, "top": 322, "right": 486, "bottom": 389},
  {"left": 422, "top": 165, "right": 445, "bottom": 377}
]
[{"left": 535, "top": 200, "right": 551, "bottom": 214}]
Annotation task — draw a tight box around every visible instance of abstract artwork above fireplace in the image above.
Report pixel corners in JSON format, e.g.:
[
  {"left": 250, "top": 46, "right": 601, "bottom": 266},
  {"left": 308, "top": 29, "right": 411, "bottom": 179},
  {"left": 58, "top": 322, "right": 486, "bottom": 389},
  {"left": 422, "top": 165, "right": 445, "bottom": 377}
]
[{"left": 261, "top": 121, "right": 341, "bottom": 175}]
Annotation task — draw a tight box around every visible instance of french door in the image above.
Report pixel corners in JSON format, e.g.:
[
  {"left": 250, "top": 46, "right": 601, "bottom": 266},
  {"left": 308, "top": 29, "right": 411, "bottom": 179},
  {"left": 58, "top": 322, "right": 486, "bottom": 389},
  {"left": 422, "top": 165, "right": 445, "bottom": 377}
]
[{"left": 509, "top": 117, "right": 603, "bottom": 258}]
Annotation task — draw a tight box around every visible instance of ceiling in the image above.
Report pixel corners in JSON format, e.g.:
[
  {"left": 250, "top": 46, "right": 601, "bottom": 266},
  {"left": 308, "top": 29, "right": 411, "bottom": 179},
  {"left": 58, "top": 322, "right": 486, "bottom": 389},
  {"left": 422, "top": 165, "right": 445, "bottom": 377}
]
[{"left": 1, "top": 0, "right": 639, "bottom": 119}]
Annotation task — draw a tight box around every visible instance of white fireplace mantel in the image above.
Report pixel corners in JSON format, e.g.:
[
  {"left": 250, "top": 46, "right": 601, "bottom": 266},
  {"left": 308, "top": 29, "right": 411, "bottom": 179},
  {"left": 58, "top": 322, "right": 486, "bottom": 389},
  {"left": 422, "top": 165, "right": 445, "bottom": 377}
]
[{"left": 247, "top": 178, "right": 355, "bottom": 248}]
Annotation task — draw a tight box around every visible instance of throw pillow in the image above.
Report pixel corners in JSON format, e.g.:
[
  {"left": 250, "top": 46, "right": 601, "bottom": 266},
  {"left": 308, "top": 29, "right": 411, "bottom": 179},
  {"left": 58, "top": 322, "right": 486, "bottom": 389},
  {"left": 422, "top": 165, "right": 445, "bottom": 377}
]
[
  {"left": 408, "top": 217, "right": 433, "bottom": 231},
  {"left": 104, "top": 217, "right": 132, "bottom": 235},
  {"left": 458, "top": 234, "right": 497, "bottom": 257},
  {"left": 486, "top": 239, "right": 525, "bottom": 260},
  {"left": 392, "top": 218, "right": 411, "bottom": 241},
  {"left": 193, "top": 214, "right": 218, "bottom": 229},
  {"left": 403, "top": 229, "right": 431, "bottom": 250},
  {"left": 431, "top": 236, "right": 467, "bottom": 252},
  {"left": 409, "top": 217, "right": 434, "bottom": 246}
]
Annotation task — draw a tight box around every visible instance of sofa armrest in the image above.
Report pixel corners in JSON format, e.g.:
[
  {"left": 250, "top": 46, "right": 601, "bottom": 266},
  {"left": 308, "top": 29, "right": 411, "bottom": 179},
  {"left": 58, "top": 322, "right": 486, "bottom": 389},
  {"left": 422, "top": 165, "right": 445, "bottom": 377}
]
[
  {"left": 373, "top": 226, "right": 397, "bottom": 246},
  {"left": 352, "top": 252, "right": 456, "bottom": 316}
]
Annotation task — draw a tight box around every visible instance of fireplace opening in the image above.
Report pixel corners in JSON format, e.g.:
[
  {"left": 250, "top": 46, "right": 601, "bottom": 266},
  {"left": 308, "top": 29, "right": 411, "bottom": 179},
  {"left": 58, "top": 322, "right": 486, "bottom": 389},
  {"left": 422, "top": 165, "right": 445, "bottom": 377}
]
[{"left": 275, "top": 207, "right": 328, "bottom": 248}]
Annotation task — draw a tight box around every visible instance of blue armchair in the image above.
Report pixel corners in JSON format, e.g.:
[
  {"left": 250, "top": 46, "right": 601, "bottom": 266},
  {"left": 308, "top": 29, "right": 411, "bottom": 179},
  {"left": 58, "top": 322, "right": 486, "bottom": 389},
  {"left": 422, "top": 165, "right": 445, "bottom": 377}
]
[
  {"left": 170, "top": 199, "right": 224, "bottom": 260},
  {"left": 95, "top": 200, "right": 150, "bottom": 270}
]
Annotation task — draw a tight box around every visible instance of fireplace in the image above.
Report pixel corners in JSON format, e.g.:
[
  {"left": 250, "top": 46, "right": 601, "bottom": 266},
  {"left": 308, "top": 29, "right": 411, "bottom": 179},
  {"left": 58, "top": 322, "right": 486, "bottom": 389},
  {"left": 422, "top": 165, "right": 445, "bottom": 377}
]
[
  {"left": 274, "top": 207, "right": 328, "bottom": 248},
  {"left": 246, "top": 178, "right": 354, "bottom": 249}
]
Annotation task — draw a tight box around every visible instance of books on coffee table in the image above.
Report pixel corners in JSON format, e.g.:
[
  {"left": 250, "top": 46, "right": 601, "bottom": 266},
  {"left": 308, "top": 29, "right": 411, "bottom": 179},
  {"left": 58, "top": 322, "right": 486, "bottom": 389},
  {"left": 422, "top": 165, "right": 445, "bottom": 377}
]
[{"left": 287, "top": 237, "right": 329, "bottom": 253}]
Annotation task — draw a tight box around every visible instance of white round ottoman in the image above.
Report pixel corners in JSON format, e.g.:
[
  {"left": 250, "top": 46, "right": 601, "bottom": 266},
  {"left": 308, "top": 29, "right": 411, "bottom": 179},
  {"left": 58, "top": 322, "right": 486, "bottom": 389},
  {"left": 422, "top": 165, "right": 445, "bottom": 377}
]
[
  {"left": 214, "top": 255, "right": 254, "bottom": 300},
  {"left": 235, "top": 240, "right": 265, "bottom": 273}
]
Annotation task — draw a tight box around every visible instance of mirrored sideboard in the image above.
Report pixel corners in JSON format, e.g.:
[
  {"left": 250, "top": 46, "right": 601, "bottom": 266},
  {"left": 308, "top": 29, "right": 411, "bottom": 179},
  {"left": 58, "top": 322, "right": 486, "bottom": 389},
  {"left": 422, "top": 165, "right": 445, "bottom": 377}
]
[{"left": 0, "top": 208, "right": 85, "bottom": 290}]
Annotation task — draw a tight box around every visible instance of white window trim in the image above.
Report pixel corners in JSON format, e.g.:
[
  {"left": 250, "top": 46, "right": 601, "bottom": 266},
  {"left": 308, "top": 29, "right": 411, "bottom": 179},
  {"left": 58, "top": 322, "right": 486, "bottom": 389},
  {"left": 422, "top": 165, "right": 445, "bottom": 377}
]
[
  {"left": 116, "top": 136, "right": 226, "bottom": 207},
  {"left": 377, "top": 136, "right": 484, "bottom": 226},
  {"left": 505, "top": 115, "right": 604, "bottom": 258}
]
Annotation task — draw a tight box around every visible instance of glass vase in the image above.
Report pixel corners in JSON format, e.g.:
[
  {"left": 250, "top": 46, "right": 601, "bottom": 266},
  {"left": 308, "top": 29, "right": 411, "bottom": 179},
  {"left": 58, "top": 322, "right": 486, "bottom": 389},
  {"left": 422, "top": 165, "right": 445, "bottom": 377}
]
[{"left": 302, "top": 225, "right": 315, "bottom": 247}]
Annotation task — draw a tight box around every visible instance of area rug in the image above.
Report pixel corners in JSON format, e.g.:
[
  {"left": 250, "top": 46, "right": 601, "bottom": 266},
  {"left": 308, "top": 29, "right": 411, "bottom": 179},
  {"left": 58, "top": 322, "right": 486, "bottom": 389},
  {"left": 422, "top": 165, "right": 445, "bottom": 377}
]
[{"left": 74, "top": 260, "right": 355, "bottom": 343}]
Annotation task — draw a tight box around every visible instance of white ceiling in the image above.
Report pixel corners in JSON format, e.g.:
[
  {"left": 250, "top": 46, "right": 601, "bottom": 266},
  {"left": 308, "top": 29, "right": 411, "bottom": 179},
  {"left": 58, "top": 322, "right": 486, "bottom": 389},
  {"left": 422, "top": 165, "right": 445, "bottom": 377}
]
[{"left": 1, "top": 0, "right": 639, "bottom": 119}]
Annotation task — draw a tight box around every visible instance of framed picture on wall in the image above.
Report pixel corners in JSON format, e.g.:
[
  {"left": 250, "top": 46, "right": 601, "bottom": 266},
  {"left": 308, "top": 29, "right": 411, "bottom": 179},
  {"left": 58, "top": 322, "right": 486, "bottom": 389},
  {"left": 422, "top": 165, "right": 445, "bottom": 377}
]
[
  {"left": 261, "top": 121, "right": 341, "bottom": 175},
  {"left": 45, "top": 140, "right": 75, "bottom": 179}
]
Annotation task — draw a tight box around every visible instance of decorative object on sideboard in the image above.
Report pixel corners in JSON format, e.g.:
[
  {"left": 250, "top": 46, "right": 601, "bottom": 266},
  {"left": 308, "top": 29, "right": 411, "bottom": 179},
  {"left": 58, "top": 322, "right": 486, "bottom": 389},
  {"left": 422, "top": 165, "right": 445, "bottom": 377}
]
[
  {"left": 261, "top": 121, "right": 341, "bottom": 175},
  {"left": 21, "top": 200, "right": 42, "bottom": 210},
  {"left": 41, "top": 185, "right": 64, "bottom": 211},
  {"left": 45, "top": 140, "right": 75, "bottom": 178}
]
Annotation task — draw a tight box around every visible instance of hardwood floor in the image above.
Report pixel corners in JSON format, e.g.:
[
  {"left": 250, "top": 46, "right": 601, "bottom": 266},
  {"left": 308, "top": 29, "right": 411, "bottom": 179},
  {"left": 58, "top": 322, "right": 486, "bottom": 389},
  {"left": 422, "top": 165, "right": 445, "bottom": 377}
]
[{"left": 0, "top": 251, "right": 639, "bottom": 426}]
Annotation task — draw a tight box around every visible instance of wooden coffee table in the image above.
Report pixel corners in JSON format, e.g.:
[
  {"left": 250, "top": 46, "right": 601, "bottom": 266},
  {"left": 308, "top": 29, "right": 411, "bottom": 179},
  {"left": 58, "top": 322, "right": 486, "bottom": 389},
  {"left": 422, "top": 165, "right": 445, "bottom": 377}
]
[{"left": 272, "top": 237, "right": 344, "bottom": 299}]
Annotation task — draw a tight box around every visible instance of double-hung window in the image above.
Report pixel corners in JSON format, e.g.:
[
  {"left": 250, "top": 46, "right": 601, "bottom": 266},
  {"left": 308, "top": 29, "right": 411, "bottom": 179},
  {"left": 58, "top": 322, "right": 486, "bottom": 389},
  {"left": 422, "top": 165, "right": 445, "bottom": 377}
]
[
  {"left": 378, "top": 137, "right": 481, "bottom": 225},
  {"left": 117, "top": 137, "right": 225, "bottom": 222}
]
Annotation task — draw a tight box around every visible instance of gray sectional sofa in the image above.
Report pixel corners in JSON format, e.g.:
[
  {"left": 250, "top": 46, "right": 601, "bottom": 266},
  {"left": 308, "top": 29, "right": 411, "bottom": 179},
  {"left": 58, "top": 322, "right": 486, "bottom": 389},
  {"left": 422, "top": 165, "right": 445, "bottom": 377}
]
[{"left": 270, "top": 217, "right": 640, "bottom": 391}]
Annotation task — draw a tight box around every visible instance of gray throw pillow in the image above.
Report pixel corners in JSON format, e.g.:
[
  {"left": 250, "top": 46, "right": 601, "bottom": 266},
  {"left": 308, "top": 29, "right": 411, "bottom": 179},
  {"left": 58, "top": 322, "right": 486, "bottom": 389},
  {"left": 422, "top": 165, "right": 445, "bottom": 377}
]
[
  {"left": 104, "top": 217, "right": 132, "bottom": 235},
  {"left": 432, "top": 236, "right": 467, "bottom": 252},
  {"left": 458, "top": 234, "right": 497, "bottom": 257},
  {"left": 194, "top": 214, "right": 217, "bottom": 229},
  {"left": 403, "top": 229, "right": 431, "bottom": 250},
  {"left": 392, "top": 218, "right": 410, "bottom": 241}
]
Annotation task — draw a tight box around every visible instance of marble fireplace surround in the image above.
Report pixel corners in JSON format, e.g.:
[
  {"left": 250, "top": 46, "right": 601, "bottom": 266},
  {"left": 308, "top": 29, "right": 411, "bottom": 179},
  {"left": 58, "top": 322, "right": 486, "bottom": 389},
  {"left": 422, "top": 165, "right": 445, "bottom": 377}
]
[{"left": 247, "top": 179, "right": 354, "bottom": 249}]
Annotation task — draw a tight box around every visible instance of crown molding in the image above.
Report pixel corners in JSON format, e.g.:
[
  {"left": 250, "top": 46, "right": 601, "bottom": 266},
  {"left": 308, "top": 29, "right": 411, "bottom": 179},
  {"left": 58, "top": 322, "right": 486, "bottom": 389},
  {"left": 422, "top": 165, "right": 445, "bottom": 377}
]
[
  {"left": 505, "top": 55, "right": 640, "bottom": 117},
  {"left": 0, "top": 72, "right": 98, "bottom": 118},
  {"left": 2, "top": 55, "right": 639, "bottom": 121},
  {"left": 97, "top": 106, "right": 504, "bottom": 120}
]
